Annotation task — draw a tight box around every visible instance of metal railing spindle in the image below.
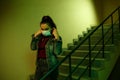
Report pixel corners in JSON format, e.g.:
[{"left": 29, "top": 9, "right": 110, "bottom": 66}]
[
  {"left": 111, "top": 15, "right": 114, "bottom": 44},
  {"left": 88, "top": 36, "right": 91, "bottom": 77},
  {"left": 69, "top": 55, "right": 72, "bottom": 80},
  {"left": 118, "top": 7, "right": 120, "bottom": 32},
  {"left": 102, "top": 24, "right": 105, "bottom": 58}
]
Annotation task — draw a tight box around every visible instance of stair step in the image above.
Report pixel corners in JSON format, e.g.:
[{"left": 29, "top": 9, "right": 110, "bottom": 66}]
[
  {"left": 73, "top": 38, "right": 113, "bottom": 45},
  {"left": 91, "top": 24, "right": 119, "bottom": 34},
  {"left": 58, "top": 55, "right": 106, "bottom": 66},
  {"left": 67, "top": 44, "right": 114, "bottom": 50},
  {"left": 58, "top": 73, "right": 91, "bottom": 80},
  {"left": 58, "top": 73, "right": 95, "bottom": 80},
  {"left": 60, "top": 63, "right": 104, "bottom": 71},
  {"left": 61, "top": 49, "right": 111, "bottom": 58},
  {"left": 58, "top": 73, "right": 78, "bottom": 80},
  {"left": 58, "top": 55, "right": 105, "bottom": 61}
]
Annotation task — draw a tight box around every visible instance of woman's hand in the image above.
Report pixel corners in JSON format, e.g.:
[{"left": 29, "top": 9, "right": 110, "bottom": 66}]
[
  {"left": 34, "top": 29, "right": 42, "bottom": 37},
  {"left": 52, "top": 28, "right": 60, "bottom": 40}
]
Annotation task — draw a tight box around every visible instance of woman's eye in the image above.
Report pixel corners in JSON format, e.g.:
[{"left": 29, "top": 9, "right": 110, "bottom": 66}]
[
  {"left": 45, "top": 28, "right": 49, "bottom": 30},
  {"left": 41, "top": 28, "right": 49, "bottom": 30}
]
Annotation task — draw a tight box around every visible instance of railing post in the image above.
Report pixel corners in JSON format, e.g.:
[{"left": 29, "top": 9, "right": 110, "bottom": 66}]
[
  {"left": 118, "top": 7, "right": 120, "bottom": 32},
  {"left": 101, "top": 24, "right": 105, "bottom": 58},
  {"left": 111, "top": 15, "right": 114, "bottom": 44},
  {"left": 88, "top": 36, "right": 91, "bottom": 77},
  {"left": 69, "top": 55, "right": 72, "bottom": 80}
]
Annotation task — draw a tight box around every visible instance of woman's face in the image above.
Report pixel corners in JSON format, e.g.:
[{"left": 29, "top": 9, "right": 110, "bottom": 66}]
[
  {"left": 40, "top": 23, "right": 52, "bottom": 36},
  {"left": 40, "top": 23, "right": 51, "bottom": 31}
]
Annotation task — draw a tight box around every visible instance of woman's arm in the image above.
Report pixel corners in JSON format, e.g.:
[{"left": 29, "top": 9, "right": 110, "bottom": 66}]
[
  {"left": 30, "top": 30, "right": 42, "bottom": 50},
  {"left": 52, "top": 28, "right": 62, "bottom": 55},
  {"left": 53, "top": 36, "right": 62, "bottom": 55},
  {"left": 30, "top": 34, "right": 38, "bottom": 50}
]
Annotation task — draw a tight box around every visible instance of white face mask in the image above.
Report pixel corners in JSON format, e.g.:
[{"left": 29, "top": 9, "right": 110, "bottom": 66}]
[{"left": 42, "top": 30, "right": 51, "bottom": 36}]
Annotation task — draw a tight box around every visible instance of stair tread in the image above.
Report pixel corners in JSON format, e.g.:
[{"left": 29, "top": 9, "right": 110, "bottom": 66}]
[
  {"left": 58, "top": 55, "right": 105, "bottom": 60},
  {"left": 68, "top": 44, "right": 114, "bottom": 46},
  {"left": 61, "top": 63, "right": 104, "bottom": 70},
  {"left": 59, "top": 73, "right": 78, "bottom": 79},
  {"left": 59, "top": 73, "right": 94, "bottom": 80},
  {"left": 59, "top": 73, "right": 95, "bottom": 80},
  {"left": 59, "top": 73, "right": 80, "bottom": 79},
  {"left": 63, "top": 49, "right": 110, "bottom": 53}
]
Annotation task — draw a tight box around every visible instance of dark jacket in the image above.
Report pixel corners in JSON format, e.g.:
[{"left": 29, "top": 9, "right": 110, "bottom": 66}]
[{"left": 30, "top": 34, "right": 62, "bottom": 69}]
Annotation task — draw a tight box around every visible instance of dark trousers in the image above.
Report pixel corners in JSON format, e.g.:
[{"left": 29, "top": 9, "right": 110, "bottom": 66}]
[{"left": 34, "top": 58, "right": 58, "bottom": 80}]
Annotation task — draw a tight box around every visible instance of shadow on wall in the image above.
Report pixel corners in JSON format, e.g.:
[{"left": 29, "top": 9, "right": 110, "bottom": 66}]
[
  {"left": 92, "top": 0, "right": 120, "bottom": 24},
  {"left": 0, "top": 0, "right": 15, "bottom": 17},
  {"left": 92, "top": 0, "right": 103, "bottom": 24}
]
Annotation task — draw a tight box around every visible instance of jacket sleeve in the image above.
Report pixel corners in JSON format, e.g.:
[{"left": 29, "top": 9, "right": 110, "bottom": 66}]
[
  {"left": 30, "top": 34, "right": 39, "bottom": 50},
  {"left": 53, "top": 36, "right": 62, "bottom": 55}
]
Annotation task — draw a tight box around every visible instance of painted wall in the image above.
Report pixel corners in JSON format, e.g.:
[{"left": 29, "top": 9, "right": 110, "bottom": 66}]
[
  {"left": 0, "top": 0, "right": 103, "bottom": 80},
  {"left": 102, "top": 0, "right": 120, "bottom": 21}
]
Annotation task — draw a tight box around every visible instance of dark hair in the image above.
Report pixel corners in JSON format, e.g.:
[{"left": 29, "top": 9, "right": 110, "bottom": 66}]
[{"left": 40, "top": 16, "right": 56, "bottom": 29}]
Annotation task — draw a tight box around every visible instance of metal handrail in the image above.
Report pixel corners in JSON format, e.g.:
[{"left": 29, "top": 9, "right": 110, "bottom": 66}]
[{"left": 40, "top": 6, "right": 120, "bottom": 80}]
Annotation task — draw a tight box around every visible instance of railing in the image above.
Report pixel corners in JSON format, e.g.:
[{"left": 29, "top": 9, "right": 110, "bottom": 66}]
[{"left": 40, "top": 6, "right": 120, "bottom": 80}]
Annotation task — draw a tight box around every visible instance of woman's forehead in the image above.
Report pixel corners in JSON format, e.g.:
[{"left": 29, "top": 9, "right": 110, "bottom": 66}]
[{"left": 40, "top": 23, "right": 50, "bottom": 29}]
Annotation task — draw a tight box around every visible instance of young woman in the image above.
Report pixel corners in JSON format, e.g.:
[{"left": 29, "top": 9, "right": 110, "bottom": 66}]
[{"left": 30, "top": 16, "right": 62, "bottom": 80}]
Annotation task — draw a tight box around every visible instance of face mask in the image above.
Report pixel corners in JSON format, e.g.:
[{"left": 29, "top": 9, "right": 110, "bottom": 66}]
[{"left": 42, "top": 30, "right": 51, "bottom": 36}]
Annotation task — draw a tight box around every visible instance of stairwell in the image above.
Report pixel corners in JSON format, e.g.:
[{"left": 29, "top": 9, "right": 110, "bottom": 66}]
[
  {"left": 29, "top": 6, "right": 120, "bottom": 80},
  {"left": 57, "top": 24, "right": 120, "bottom": 80}
]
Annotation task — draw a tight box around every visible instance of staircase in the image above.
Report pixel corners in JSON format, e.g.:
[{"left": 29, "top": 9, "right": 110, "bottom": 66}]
[
  {"left": 32, "top": 6, "right": 120, "bottom": 80},
  {"left": 57, "top": 24, "right": 120, "bottom": 80}
]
